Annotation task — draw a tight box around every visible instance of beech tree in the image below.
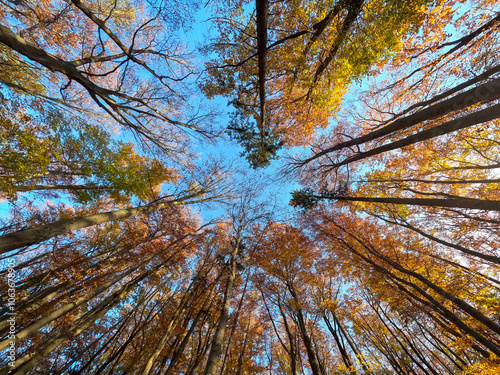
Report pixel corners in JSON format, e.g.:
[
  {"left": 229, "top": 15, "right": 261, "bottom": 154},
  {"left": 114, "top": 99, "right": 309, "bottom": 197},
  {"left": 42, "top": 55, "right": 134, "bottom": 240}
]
[
  {"left": 202, "top": 0, "right": 461, "bottom": 166},
  {"left": 0, "top": 0, "right": 214, "bottom": 147},
  {"left": 0, "top": 101, "right": 175, "bottom": 203},
  {"left": 0, "top": 161, "right": 230, "bottom": 254},
  {"left": 1, "top": 0, "right": 499, "bottom": 374}
]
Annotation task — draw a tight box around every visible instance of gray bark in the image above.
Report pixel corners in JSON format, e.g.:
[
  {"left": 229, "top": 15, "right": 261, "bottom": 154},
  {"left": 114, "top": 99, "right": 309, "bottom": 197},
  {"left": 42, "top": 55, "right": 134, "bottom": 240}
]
[
  {"left": 324, "top": 195, "right": 500, "bottom": 211},
  {"left": 300, "top": 74, "right": 500, "bottom": 166},
  {"left": 327, "top": 102, "right": 500, "bottom": 169},
  {"left": 203, "top": 238, "right": 240, "bottom": 375},
  {"left": 0, "top": 190, "right": 207, "bottom": 254}
]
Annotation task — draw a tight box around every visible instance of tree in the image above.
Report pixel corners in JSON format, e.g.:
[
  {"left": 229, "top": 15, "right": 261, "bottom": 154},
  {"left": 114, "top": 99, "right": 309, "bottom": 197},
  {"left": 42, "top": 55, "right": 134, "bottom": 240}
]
[
  {"left": 252, "top": 222, "right": 326, "bottom": 375},
  {"left": 1, "top": 1, "right": 500, "bottom": 374},
  {"left": 0, "top": 202, "right": 208, "bottom": 374},
  {"left": 0, "top": 163, "right": 229, "bottom": 254},
  {"left": 203, "top": 191, "right": 269, "bottom": 375},
  {"left": 305, "top": 206, "right": 500, "bottom": 359},
  {"left": 0, "top": 0, "right": 212, "bottom": 152},
  {"left": 0, "top": 101, "right": 174, "bottom": 203},
  {"left": 202, "top": 0, "right": 453, "bottom": 160}
]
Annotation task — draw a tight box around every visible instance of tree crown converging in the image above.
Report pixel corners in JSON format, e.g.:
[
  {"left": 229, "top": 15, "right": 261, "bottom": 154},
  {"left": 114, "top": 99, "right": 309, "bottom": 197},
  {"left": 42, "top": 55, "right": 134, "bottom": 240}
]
[{"left": 1, "top": 0, "right": 499, "bottom": 374}]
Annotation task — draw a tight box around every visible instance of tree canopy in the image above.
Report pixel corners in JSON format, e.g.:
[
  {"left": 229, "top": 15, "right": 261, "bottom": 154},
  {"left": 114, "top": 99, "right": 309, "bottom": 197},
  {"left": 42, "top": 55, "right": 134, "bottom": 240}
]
[{"left": 1, "top": 0, "right": 499, "bottom": 374}]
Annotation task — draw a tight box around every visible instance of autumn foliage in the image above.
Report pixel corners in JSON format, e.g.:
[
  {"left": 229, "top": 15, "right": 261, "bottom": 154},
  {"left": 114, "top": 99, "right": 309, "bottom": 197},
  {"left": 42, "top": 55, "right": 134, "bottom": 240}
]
[{"left": 1, "top": 0, "right": 500, "bottom": 374}]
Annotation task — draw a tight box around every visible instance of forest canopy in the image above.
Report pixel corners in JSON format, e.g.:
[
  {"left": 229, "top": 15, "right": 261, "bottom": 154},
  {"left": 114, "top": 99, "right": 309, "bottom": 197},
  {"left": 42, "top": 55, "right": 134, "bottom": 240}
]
[{"left": 0, "top": 0, "right": 499, "bottom": 374}]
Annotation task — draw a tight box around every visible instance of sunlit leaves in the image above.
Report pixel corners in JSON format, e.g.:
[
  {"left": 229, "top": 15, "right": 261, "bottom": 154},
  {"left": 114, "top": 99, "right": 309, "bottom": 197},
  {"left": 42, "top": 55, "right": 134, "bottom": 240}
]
[{"left": 0, "top": 101, "right": 175, "bottom": 203}]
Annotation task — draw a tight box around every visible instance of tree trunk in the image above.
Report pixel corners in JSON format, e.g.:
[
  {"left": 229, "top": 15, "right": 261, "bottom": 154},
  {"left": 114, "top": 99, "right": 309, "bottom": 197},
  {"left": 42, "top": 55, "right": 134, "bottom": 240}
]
[
  {"left": 141, "top": 280, "right": 203, "bottom": 375},
  {"left": 218, "top": 272, "right": 250, "bottom": 375},
  {"left": 0, "top": 233, "right": 190, "bottom": 352},
  {"left": 0, "top": 190, "right": 206, "bottom": 253},
  {"left": 323, "top": 312, "right": 354, "bottom": 371},
  {"left": 369, "top": 302, "right": 433, "bottom": 375},
  {"left": 356, "top": 318, "right": 407, "bottom": 375},
  {"left": 334, "top": 314, "right": 372, "bottom": 374},
  {"left": 164, "top": 286, "right": 216, "bottom": 375},
  {"left": 286, "top": 282, "right": 322, "bottom": 375},
  {"left": 279, "top": 301, "right": 299, "bottom": 375},
  {"left": 235, "top": 318, "right": 252, "bottom": 375},
  {"left": 185, "top": 313, "right": 216, "bottom": 375},
  {"left": 349, "top": 232, "right": 500, "bottom": 336},
  {"left": 326, "top": 195, "right": 500, "bottom": 211},
  {"left": 256, "top": 0, "right": 268, "bottom": 135},
  {"left": 328, "top": 102, "right": 500, "bottom": 169},
  {"left": 372, "top": 214, "right": 500, "bottom": 264},
  {"left": 300, "top": 73, "right": 500, "bottom": 166},
  {"left": 340, "top": 237, "right": 500, "bottom": 356},
  {"left": 10, "top": 267, "right": 157, "bottom": 374},
  {"left": 74, "top": 311, "right": 140, "bottom": 375},
  {"left": 203, "top": 238, "right": 240, "bottom": 375}
]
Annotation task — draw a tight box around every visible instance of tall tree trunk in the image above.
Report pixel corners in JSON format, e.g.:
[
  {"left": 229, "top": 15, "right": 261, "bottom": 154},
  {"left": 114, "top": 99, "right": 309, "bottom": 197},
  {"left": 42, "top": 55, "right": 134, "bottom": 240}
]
[
  {"left": 278, "top": 300, "right": 299, "bottom": 375},
  {"left": 93, "top": 317, "right": 148, "bottom": 375},
  {"left": 255, "top": 0, "right": 268, "bottom": 136},
  {"left": 338, "top": 236, "right": 500, "bottom": 356},
  {"left": 325, "top": 195, "right": 500, "bottom": 211},
  {"left": 185, "top": 313, "right": 216, "bottom": 375},
  {"left": 334, "top": 314, "right": 372, "bottom": 374},
  {"left": 10, "top": 266, "right": 164, "bottom": 375},
  {"left": 414, "top": 320, "right": 466, "bottom": 371},
  {"left": 203, "top": 237, "right": 240, "bottom": 375},
  {"left": 325, "top": 102, "right": 500, "bottom": 169},
  {"left": 218, "top": 272, "right": 250, "bottom": 375},
  {"left": 0, "top": 232, "right": 192, "bottom": 352},
  {"left": 300, "top": 72, "right": 500, "bottom": 166},
  {"left": 73, "top": 303, "right": 153, "bottom": 375},
  {"left": 391, "top": 277, "right": 490, "bottom": 359},
  {"left": 323, "top": 312, "right": 354, "bottom": 371},
  {"left": 0, "top": 190, "right": 207, "bottom": 253},
  {"left": 371, "top": 213, "right": 500, "bottom": 264},
  {"left": 235, "top": 318, "right": 252, "bottom": 375},
  {"left": 356, "top": 317, "right": 408, "bottom": 375},
  {"left": 349, "top": 231, "right": 500, "bottom": 336},
  {"left": 368, "top": 302, "right": 432, "bottom": 375},
  {"left": 261, "top": 291, "right": 298, "bottom": 375},
  {"left": 164, "top": 286, "right": 216, "bottom": 375},
  {"left": 141, "top": 280, "right": 203, "bottom": 375},
  {"left": 286, "top": 282, "right": 322, "bottom": 375}
]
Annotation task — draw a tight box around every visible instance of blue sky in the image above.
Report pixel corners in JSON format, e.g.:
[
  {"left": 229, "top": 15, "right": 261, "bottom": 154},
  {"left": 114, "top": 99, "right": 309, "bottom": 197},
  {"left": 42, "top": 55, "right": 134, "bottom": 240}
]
[{"left": 0, "top": 4, "right": 301, "bottom": 228}]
